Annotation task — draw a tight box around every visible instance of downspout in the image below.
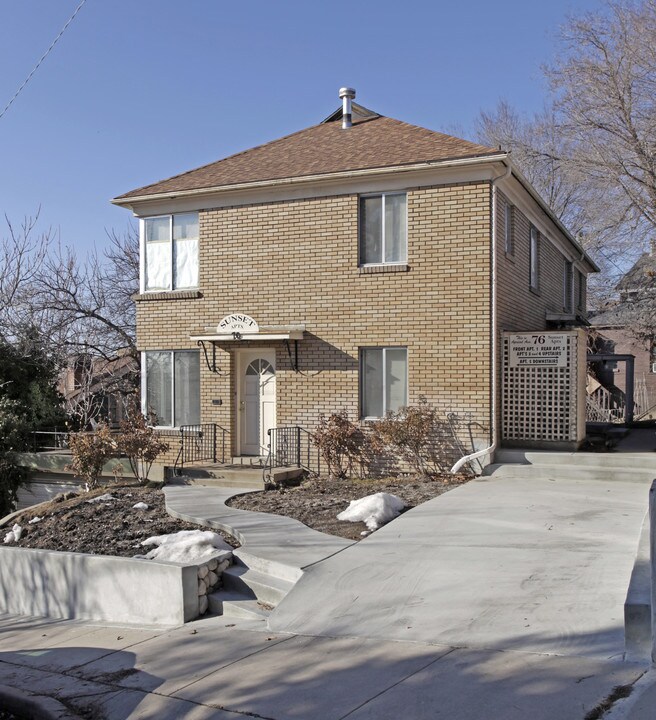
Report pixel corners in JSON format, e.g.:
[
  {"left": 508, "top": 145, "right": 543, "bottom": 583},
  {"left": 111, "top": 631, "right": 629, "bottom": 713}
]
[{"left": 451, "top": 162, "right": 512, "bottom": 474}]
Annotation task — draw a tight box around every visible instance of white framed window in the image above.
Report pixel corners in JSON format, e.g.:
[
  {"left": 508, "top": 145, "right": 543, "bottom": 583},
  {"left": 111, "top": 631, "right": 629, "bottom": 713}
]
[
  {"left": 141, "top": 212, "right": 199, "bottom": 292},
  {"left": 529, "top": 225, "right": 540, "bottom": 291},
  {"left": 359, "top": 193, "right": 407, "bottom": 265},
  {"left": 360, "top": 347, "right": 408, "bottom": 418},
  {"left": 504, "top": 201, "right": 514, "bottom": 255},
  {"left": 564, "top": 260, "right": 573, "bottom": 312},
  {"left": 142, "top": 350, "right": 200, "bottom": 427}
]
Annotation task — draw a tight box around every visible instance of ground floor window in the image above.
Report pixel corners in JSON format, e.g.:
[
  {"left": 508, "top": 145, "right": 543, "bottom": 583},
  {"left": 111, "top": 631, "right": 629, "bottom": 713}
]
[
  {"left": 360, "top": 347, "right": 407, "bottom": 418},
  {"left": 142, "top": 350, "right": 200, "bottom": 427}
]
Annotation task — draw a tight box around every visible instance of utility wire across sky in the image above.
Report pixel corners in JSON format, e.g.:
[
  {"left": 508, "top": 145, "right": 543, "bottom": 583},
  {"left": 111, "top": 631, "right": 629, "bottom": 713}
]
[{"left": 0, "top": 0, "right": 87, "bottom": 121}]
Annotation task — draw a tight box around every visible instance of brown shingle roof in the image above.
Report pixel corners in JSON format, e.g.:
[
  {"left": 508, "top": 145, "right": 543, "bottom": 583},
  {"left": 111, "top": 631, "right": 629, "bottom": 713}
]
[{"left": 115, "top": 112, "right": 500, "bottom": 201}]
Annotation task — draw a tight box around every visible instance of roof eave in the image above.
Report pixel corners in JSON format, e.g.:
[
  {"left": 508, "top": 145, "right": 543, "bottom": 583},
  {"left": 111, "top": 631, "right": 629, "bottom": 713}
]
[{"left": 111, "top": 152, "right": 508, "bottom": 208}]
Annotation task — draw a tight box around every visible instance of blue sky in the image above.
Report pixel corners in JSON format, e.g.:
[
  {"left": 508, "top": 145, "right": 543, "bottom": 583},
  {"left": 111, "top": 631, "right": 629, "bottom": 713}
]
[{"left": 0, "top": 0, "right": 601, "bottom": 254}]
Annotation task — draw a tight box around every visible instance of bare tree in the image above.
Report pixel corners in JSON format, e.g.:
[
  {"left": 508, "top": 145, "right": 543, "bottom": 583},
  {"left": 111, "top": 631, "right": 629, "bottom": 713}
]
[
  {"left": 0, "top": 211, "right": 50, "bottom": 342},
  {"left": 32, "top": 224, "right": 138, "bottom": 359},
  {"left": 0, "top": 214, "right": 140, "bottom": 429},
  {"left": 477, "top": 1, "right": 656, "bottom": 305},
  {"left": 548, "top": 0, "right": 656, "bottom": 243},
  {"left": 476, "top": 102, "right": 587, "bottom": 232}
]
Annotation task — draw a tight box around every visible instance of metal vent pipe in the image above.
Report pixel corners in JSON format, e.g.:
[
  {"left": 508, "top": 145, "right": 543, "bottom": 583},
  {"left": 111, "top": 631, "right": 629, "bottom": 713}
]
[{"left": 339, "top": 87, "right": 356, "bottom": 129}]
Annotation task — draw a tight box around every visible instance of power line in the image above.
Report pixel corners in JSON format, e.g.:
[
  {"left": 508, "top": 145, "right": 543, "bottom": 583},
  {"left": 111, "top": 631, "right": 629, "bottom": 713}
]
[{"left": 0, "top": 0, "right": 88, "bottom": 121}]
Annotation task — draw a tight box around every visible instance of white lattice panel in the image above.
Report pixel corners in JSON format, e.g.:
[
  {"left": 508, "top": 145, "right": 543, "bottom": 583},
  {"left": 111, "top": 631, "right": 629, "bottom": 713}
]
[{"left": 503, "top": 333, "right": 579, "bottom": 443}]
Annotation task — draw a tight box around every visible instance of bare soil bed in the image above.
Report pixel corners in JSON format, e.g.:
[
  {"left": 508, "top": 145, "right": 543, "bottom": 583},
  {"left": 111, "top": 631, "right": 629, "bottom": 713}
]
[
  {"left": 227, "top": 473, "right": 470, "bottom": 540},
  {"left": 8, "top": 484, "right": 238, "bottom": 557},
  {"left": 5, "top": 474, "right": 470, "bottom": 556}
]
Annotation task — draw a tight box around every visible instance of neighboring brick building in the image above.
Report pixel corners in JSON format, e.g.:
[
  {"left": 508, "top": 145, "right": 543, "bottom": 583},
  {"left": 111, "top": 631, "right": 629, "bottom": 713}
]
[
  {"left": 113, "top": 91, "right": 597, "bottom": 467},
  {"left": 590, "top": 249, "right": 656, "bottom": 419}
]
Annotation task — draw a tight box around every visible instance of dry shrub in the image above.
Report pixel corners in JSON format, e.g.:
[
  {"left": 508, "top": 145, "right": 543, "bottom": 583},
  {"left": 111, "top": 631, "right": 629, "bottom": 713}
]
[
  {"left": 115, "top": 396, "right": 169, "bottom": 485},
  {"left": 312, "top": 411, "right": 375, "bottom": 479},
  {"left": 372, "top": 398, "right": 442, "bottom": 479},
  {"left": 67, "top": 424, "right": 121, "bottom": 490}
]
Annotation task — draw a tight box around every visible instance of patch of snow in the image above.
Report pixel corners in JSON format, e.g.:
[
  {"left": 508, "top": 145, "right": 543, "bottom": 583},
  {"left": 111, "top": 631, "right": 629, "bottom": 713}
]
[
  {"left": 337, "top": 492, "right": 406, "bottom": 531},
  {"left": 28, "top": 516, "right": 43, "bottom": 524},
  {"left": 86, "top": 493, "right": 116, "bottom": 504},
  {"left": 136, "top": 529, "right": 233, "bottom": 564},
  {"left": 132, "top": 502, "right": 149, "bottom": 510},
  {"left": 3, "top": 524, "right": 22, "bottom": 544}
]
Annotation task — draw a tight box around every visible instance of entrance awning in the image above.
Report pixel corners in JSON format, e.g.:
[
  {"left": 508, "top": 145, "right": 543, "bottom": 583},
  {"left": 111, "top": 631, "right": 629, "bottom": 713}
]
[
  {"left": 190, "top": 325, "right": 305, "bottom": 342},
  {"left": 191, "top": 325, "right": 305, "bottom": 373}
]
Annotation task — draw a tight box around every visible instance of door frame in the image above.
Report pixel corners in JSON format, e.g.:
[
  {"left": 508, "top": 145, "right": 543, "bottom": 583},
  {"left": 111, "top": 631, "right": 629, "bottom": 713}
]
[{"left": 235, "top": 347, "right": 277, "bottom": 456}]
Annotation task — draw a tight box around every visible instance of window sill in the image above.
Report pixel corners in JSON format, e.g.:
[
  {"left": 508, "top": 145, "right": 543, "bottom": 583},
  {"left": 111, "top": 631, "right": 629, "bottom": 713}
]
[
  {"left": 132, "top": 290, "right": 203, "bottom": 302},
  {"left": 504, "top": 251, "right": 515, "bottom": 262},
  {"left": 529, "top": 286, "right": 541, "bottom": 297},
  {"left": 359, "top": 264, "right": 410, "bottom": 275}
]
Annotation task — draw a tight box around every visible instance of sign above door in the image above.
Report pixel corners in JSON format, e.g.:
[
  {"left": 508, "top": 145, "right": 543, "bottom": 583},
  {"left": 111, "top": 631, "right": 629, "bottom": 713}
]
[{"left": 217, "top": 314, "right": 259, "bottom": 334}]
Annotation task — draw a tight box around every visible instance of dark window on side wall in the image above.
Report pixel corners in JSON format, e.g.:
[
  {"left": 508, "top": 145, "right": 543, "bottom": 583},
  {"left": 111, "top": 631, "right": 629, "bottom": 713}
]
[{"left": 529, "top": 225, "right": 540, "bottom": 291}]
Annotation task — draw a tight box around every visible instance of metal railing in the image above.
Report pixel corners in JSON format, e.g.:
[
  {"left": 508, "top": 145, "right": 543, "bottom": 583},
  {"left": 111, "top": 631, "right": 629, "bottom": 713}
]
[
  {"left": 31, "top": 428, "right": 69, "bottom": 452},
  {"left": 586, "top": 385, "right": 625, "bottom": 423},
  {"left": 263, "top": 426, "right": 320, "bottom": 485},
  {"left": 175, "top": 423, "right": 229, "bottom": 473}
]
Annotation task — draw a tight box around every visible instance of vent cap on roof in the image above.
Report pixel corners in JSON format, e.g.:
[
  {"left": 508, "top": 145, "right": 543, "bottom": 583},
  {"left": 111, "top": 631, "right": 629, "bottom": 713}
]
[{"left": 339, "top": 87, "right": 356, "bottom": 129}]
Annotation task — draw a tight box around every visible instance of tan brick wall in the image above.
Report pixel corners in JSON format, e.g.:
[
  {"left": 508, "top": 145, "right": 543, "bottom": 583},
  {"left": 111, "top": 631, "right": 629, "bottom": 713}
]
[
  {"left": 495, "top": 190, "right": 587, "bottom": 440},
  {"left": 496, "top": 191, "right": 575, "bottom": 333},
  {"left": 136, "top": 182, "right": 588, "bottom": 466},
  {"left": 137, "top": 183, "right": 494, "bottom": 463}
]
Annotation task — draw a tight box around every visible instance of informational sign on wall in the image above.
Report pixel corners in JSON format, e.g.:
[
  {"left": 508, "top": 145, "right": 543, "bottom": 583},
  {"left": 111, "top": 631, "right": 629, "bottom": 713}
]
[{"left": 508, "top": 333, "right": 569, "bottom": 368}]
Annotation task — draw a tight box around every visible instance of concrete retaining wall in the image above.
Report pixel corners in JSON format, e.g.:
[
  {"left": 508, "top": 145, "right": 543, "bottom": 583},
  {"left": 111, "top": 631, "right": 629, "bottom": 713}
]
[
  {"left": 625, "top": 510, "right": 651, "bottom": 661},
  {"left": 0, "top": 546, "right": 199, "bottom": 626},
  {"left": 651, "top": 480, "right": 656, "bottom": 664}
]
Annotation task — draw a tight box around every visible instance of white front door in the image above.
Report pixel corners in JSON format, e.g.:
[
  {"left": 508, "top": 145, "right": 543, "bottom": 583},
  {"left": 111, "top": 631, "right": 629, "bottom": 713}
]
[{"left": 239, "top": 350, "right": 276, "bottom": 456}]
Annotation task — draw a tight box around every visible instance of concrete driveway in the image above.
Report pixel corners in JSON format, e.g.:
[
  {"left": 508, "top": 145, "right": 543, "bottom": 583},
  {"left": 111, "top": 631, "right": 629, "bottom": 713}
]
[{"left": 269, "top": 473, "right": 650, "bottom": 660}]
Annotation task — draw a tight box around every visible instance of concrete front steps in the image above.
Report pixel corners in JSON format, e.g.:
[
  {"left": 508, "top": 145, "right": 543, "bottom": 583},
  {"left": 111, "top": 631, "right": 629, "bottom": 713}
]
[
  {"left": 164, "top": 485, "right": 352, "bottom": 623},
  {"left": 208, "top": 563, "right": 296, "bottom": 620},
  {"left": 484, "top": 449, "right": 656, "bottom": 483},
  {"left": 172, "top": 463, "right": 304, "bottom": 491}
]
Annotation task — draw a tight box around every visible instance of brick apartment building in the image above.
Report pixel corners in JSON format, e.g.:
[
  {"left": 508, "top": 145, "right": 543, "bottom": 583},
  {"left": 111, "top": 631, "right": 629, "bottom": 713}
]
[{"left": 113, "top": 90, "right": 597, "bottom": 468}]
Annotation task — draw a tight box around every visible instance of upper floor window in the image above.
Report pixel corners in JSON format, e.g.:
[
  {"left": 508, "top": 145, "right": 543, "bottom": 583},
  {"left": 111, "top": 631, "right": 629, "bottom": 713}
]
[
  {"left": 564, "top": 260, "right": 573, "bottom": 312},
  {"left": 504, "top": 201, "right": 514, "bottom": 255},
  {"left": 142, "top": 212, "right": 199, "bottom": 292},
  {"left": 360, "top": 193, "right": 407, "bottom": 265},
  {"left": 529, "top": 225, "right": 540, "bottom": 292},
  {"left": 360, "top": 347, "right": 408, "bottom": 418}
]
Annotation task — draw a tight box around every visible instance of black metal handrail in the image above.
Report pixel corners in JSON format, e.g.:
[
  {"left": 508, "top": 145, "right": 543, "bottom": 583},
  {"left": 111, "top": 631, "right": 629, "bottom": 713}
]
[
  {"left": 175, "top": 423, "right": 229, "bottom": 474},
  {"left": 263, "top": 426, "right": 320, "bottom": 485}
]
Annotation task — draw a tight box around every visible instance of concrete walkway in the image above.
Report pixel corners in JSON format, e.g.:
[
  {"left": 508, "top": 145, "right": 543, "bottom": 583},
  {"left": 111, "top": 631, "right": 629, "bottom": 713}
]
[
  {"left": 270, "top": 473, "right": 651, "bottom": 659},
  {"left": 0, "top": 613, "right": 645, "bottom": 719},
  {"left": 165, "top": 484, "right": 353, "bottom": 578},
  {"left": 0, "top": 468, "right": 653, "bottom": 718}
]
